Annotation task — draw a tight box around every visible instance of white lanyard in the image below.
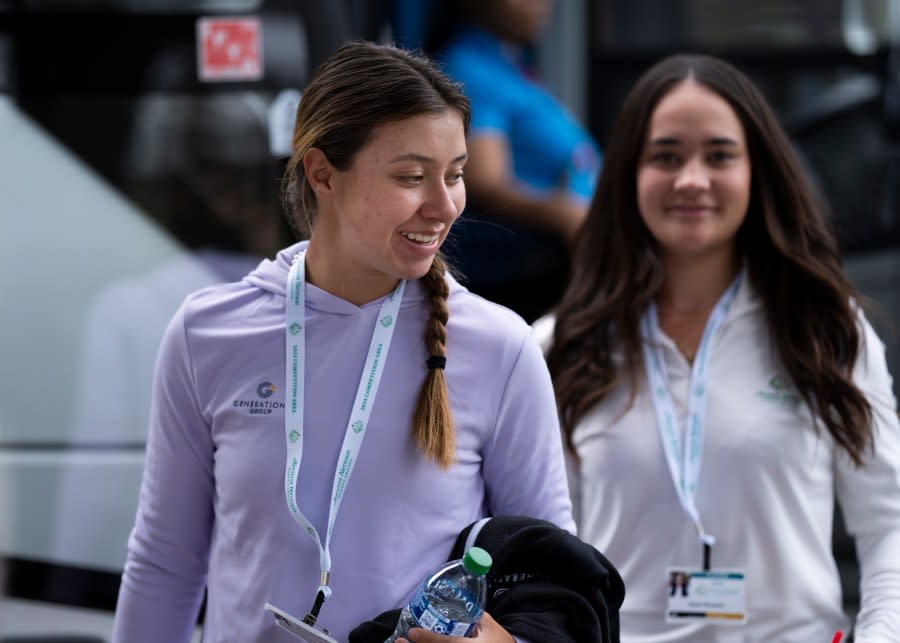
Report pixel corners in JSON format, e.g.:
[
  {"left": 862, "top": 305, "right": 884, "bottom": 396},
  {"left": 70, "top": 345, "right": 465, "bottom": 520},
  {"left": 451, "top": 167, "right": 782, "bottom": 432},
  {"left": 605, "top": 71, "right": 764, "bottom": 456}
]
[
  {"left": 284, "top": 252, "right": 405, "bottom": 604},
  {"left": 640, "top": 273, "right": 742, "bottom": 563}
]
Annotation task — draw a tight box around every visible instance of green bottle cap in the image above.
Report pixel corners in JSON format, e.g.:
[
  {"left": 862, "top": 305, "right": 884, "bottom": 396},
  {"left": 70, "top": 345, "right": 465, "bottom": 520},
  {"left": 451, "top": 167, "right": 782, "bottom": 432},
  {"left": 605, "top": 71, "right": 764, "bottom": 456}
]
[{"left": 462, "top": 546, "right": 492, "bottom": 576}]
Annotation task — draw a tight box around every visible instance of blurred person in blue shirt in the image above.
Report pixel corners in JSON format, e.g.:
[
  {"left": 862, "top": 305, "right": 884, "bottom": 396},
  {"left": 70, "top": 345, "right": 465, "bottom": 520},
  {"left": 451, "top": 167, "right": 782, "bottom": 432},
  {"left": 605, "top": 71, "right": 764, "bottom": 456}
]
[{"left": 397, "top": 0, "right": 602, "bottom": 322}]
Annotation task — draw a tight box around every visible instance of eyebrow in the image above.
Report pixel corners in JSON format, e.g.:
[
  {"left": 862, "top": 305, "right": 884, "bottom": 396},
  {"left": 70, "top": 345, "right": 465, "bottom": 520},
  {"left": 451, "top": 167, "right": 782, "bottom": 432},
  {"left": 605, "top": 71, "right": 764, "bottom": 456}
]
[
  {"left": 648, "top": 136, "right": 741, "bottom": 147},
  {"left": 389, "top": 153, "right": 469, "bottom": 164}
]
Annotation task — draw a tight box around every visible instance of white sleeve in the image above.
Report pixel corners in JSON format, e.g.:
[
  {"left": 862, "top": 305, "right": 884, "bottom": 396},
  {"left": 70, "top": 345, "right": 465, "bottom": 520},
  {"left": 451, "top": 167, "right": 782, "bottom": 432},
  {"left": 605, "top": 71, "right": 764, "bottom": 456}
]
[
  {"left": 565, "top": 447, "right": 583, "bottom": 529},
  {"left": 835, "top": 316, "right": 900, "bottom": 642}
]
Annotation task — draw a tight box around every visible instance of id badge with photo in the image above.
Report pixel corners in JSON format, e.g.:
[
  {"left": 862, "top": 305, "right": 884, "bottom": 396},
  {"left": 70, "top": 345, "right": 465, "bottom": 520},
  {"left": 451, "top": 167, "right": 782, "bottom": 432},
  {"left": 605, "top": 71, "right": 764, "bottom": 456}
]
[
  {"left": 264, "top": 602, "right": 339, "bottom": 643},
  {"left": 665, "top": 568, "right": 747, "bottom": 624}
]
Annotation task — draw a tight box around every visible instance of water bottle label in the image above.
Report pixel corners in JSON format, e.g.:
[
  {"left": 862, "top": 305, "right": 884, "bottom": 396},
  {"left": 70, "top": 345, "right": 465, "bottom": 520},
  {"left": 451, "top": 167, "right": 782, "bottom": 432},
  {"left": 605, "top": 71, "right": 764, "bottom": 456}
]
[{"left": 408, "top": 585, "right": 479, "bottom": 637}]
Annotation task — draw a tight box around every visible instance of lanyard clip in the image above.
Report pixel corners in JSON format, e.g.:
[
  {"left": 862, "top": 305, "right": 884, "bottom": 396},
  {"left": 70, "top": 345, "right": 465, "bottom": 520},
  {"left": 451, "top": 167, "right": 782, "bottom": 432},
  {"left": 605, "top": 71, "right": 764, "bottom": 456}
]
[
  {"left": 693, "top": 521, "right": 715, "bottom": 571},
  {"left": 302, "top": 574, "right": 332, "bottom": 626}
]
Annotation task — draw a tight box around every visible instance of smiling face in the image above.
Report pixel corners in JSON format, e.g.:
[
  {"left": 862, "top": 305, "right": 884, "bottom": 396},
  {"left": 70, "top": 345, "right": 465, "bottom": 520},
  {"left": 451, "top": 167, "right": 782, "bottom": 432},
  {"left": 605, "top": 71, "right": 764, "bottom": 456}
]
[
  {"left": 305, "top": 111, "right": 467, "bottom": 304},
  {"left": 637, "top": 79, "right": 751, "bottom": 264}
]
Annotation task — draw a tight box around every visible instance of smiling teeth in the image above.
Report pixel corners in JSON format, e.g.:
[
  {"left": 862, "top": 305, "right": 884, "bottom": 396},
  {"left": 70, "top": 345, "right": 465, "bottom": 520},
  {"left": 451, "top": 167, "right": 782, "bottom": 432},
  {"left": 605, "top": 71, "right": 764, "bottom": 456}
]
[{"left": 402, "top": 232, "right": 438, "bottom": 243}]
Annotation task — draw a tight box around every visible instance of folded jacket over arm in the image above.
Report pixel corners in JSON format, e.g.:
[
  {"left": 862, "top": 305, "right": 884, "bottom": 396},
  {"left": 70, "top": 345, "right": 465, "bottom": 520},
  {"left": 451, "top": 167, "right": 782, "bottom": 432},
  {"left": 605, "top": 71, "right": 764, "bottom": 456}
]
[{"left": 349, "top": 515, "right": 625, "bottom": 643}]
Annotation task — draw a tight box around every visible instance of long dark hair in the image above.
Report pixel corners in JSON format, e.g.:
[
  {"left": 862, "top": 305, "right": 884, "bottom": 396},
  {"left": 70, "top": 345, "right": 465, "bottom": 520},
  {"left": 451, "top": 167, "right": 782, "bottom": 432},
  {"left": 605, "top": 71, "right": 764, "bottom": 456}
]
[
  {"left": 282, "top": 41, "right": 471, "bottom": 468},
  {"left": 547, "top": 53, "right": 873, "bottom": 465}
]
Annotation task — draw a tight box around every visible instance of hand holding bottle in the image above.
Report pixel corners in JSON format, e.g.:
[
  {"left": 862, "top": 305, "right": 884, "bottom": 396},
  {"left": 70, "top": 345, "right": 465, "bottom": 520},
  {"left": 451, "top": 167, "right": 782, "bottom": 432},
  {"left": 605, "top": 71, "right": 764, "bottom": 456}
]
[
  {"left": 386, "top": 547, "right": 492, "bottom": 642},
  {"left": 397, "top": 612, "right": 515, "bottom": 643}
]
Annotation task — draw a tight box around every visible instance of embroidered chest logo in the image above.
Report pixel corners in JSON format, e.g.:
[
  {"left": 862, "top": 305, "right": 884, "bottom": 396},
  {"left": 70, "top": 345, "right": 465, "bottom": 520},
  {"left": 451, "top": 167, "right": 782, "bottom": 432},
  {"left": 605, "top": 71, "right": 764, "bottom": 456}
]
[
  {"left": 755, "top": 375, "right": 801, "bottom": 405},
  {"left": 232, "top": 380, "right": 286, "bottom": 416}
]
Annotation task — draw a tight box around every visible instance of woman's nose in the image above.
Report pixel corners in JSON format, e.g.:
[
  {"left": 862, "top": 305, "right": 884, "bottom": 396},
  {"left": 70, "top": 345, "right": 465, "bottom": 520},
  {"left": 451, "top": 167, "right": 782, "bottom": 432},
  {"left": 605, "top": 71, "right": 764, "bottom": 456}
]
[
  {"left": 674, "top": 158, "right": 710, "bottom": 191},
  {"left": 423, "top": 181, "right": 462, "bottom": 221}
]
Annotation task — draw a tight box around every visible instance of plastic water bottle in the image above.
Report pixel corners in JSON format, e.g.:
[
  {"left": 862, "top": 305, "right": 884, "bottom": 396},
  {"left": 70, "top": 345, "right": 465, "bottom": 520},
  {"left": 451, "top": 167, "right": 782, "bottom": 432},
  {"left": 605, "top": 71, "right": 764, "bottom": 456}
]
[{"left": 385, "top": 546, "right": 492, "bottom": 642}]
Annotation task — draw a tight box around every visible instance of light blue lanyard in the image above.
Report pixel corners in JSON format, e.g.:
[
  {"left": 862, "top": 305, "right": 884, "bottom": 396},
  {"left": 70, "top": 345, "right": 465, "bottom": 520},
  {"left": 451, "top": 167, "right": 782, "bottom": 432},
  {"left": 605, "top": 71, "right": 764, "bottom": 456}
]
[
  {"left": 640, "top": 273, "right": 742, "bottom": 559},
  {"left": 284, "top": 252, "right": 405, "bottom": 602}
]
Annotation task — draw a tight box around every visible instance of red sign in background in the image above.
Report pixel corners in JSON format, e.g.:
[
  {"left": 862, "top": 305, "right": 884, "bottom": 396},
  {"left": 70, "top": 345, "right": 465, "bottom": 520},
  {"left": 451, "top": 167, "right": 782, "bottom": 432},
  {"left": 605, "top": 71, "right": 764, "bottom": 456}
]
[{"left": 197, "top": 17, "right": 263, "bottom": 81}]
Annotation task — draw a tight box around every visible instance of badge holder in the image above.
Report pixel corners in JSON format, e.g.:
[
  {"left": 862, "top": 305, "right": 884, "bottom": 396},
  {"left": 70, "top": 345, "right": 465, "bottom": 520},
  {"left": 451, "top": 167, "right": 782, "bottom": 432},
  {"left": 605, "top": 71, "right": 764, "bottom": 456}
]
[
  {"left": 265, "top": 597, "right": 338, "bottom": 643},
  {"left": 664, "top": 543, "right": 747, "bottom": 624}
]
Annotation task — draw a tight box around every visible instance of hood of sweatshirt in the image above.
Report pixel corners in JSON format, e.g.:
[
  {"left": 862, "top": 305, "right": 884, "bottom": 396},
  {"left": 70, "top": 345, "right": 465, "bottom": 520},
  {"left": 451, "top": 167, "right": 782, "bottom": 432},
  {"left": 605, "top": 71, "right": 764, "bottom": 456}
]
[{"left": 243, "top": 240, "right": 468, "bottom": 313}]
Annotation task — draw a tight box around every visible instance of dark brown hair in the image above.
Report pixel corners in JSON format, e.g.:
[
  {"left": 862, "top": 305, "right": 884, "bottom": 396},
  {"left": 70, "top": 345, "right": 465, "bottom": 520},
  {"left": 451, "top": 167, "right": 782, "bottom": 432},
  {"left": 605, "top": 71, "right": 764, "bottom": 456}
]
[
  {"left": 547, "top": 53, "right": 873, "bottom": 465},
  {"left": 282, "top": 41, "right": 471, "bottom": 468}
]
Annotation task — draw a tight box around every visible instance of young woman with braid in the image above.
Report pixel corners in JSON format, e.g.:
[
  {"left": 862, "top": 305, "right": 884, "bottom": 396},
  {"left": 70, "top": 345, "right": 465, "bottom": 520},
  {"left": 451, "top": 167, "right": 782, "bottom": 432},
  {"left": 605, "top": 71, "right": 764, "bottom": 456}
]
[
  {"left": 112, "top": 41, "right": 573, "bottom": 643},
  {"left": 534, "top": 54, "right": 900, "bottom": 641}
]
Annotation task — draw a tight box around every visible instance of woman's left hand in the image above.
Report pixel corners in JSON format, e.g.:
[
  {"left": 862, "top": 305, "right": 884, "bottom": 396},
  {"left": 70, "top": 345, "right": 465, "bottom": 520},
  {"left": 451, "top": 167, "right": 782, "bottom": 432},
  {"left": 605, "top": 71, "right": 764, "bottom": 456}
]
[{"left": 398, "top": 612, "right": 514, "bottom": 643}]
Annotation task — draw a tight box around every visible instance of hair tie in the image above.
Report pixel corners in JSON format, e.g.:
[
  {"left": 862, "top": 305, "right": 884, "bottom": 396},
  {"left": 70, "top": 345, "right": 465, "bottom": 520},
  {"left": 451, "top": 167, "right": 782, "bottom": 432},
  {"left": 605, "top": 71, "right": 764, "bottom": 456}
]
[{"left": 426, "top": 355, "right": 447, "bottom": 370}]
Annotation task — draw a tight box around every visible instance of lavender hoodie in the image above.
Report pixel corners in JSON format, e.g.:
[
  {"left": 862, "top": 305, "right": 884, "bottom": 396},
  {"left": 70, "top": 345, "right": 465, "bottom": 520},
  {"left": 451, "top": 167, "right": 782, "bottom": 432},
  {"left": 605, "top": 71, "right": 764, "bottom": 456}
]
[{"left": 112, "top": 242, "right": 574, "bottom": 643}]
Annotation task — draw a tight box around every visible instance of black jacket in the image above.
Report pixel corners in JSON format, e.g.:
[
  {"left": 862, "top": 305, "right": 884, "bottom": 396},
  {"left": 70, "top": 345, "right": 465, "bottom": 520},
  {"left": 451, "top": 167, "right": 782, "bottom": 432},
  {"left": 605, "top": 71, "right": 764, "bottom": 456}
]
[{"left": 349, "top": 516, "right": 624, "bottom": 643}]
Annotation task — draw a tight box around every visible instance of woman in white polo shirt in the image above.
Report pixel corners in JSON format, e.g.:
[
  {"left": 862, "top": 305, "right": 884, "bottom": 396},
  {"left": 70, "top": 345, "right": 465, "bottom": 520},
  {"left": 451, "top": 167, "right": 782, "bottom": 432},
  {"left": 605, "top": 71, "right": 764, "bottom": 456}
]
[{"left": 536, "top": 53, "right": 900, "bottom": 642}]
